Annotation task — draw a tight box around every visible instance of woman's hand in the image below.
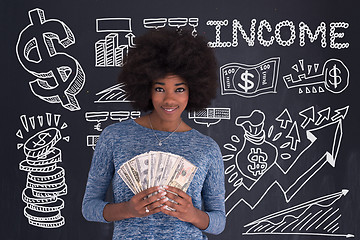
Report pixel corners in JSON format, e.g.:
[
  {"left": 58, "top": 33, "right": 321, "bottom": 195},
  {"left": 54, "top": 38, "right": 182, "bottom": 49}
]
[
  {"left": 103, "top": 186, "right": 168, "bottom": 221},
  {"left": 126, "top": 186, "right": 168, "bottom": 218},
  {"left": 160, "top": 186, "right": 210, "bottom": 230}
]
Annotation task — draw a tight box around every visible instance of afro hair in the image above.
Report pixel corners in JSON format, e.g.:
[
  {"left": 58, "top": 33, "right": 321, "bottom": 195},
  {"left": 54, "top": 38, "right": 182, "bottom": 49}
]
[{"left": 119, "top": 27, "right": 218, "bottom": 112}]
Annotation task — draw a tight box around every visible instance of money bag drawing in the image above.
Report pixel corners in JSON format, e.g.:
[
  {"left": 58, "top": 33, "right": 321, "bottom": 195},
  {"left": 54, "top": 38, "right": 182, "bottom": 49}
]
[{"left": 234, "top": 110, "right": 278, "bottom": 187}]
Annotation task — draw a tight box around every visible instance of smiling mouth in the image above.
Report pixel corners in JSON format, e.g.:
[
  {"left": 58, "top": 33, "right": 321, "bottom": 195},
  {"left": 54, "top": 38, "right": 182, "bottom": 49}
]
[{"left": 161, "top": 106, "right": 179, "bottom": 112}]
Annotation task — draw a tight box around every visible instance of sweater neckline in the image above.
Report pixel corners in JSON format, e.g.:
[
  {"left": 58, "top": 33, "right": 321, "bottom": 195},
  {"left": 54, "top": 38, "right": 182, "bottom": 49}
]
[{"left": 130, "top": 119, "right": 195, "bottom": 135}]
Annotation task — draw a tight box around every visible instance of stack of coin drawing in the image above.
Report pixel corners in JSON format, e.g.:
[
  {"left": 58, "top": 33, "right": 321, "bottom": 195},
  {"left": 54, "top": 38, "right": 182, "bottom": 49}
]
[
  {"left": 117, "top": 151, "right": 197, "bottom": 194},
  {"left": 19, "top": 127, "right": 67, "bottom": 228}
]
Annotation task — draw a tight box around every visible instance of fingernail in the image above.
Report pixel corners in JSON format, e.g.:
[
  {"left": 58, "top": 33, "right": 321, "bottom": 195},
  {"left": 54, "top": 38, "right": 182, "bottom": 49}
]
[{"left": 161, "top": 191, "right": 167, "bottom": 196}]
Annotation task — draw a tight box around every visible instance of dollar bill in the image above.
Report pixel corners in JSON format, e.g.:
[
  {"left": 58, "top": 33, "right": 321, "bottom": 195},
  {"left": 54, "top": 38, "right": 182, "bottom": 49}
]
[
  {"left": 117, "top": 151, "right": 198, "bottom": 195},
  {"left": 117, "top": 165, "right": 137, "bottom": 194},
  {"left": 158, "top": 153, "right": 181, "bottom": 186},
  {"left": 166, "top": 157, "right": 197, "bottom": 192},
  {"left": 152, "top": 151, "right": 166, "bottom": 186},
  {"left": 148, "top": 151, "right": 159, "bottom": 187},
  {"left": 134, "top": 153, "right": 150, "bottom": 190},
  {"left": 125, "top": 159, "right": 143, "bottom": 192}
]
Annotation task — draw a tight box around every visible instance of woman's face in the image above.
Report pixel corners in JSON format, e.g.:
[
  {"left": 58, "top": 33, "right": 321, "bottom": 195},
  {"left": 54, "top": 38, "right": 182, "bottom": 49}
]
[{"left": 151, "top": 75, "right": 189, "bottom": 123}]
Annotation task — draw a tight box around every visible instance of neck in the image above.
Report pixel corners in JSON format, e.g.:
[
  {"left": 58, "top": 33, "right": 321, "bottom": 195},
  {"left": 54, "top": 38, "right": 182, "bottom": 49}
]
[{"left": 148, "top": 113, "right": 182, "bottom": 132}]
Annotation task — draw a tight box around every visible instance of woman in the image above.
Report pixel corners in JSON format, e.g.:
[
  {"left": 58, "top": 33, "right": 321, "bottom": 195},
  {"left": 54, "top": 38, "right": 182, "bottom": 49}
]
[{"left": 82, "top": 28, "right": 226, "bottom": 239}]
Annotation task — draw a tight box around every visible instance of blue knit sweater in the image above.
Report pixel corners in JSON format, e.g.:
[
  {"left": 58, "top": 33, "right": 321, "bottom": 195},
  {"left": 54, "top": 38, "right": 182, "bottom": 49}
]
[{"left": 82, "top": 119, "right": 226, "bottom": 239}]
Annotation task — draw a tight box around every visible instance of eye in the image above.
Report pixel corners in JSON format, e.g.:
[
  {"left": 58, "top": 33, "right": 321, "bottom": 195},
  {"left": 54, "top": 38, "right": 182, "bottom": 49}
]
[
  {"left": 175, "top": 87, "right": 186, "bottom": 93},
  {"left": 154, "top": 87, "right": 164, "bottom": 92}
]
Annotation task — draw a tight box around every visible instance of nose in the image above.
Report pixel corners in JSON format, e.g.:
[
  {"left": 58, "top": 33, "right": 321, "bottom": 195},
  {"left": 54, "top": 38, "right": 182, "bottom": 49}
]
[{"left": 163, "top": 92, "right": 176, "bottom": 106}]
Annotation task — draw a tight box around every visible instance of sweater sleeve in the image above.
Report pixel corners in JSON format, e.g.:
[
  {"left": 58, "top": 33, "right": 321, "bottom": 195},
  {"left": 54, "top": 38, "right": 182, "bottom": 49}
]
[
  {"left": 202, "top": 142, "right": 226, "bottom": 235},
  {"left": 82, "top": 127, "right": 115, "bottom": 223}
]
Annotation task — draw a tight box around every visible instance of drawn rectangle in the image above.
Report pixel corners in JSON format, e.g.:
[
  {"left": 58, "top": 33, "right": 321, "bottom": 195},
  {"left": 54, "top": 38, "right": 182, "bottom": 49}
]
[
  {"left": 95, "top": 40, "right": 106, "bottom": 66},
  {"left": 105, "top": 33, "right": 118, "bottom": 66},
  {"left": 96, "top": 18, "right": 132, "bottom": 32}
]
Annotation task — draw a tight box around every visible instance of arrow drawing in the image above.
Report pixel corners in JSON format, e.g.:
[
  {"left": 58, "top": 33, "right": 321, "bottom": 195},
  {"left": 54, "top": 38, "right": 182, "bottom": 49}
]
[
  {"left": 299, "top": 106, "right": 315, "bottom": 129},
  {"left": 243, "top": 189, "right": 354, "bottom": 238},
  {"left": 224, "top": 113, "right": 344, "bottom": 214},
  {"left": 315, "top": 107, "right": 331, "bottom": 126},
  {"left": 276, "top": 109, "right": 293, "bottom": 129},
  {"left": 285, "top": 121, "right": 300, "bottom": 151}
]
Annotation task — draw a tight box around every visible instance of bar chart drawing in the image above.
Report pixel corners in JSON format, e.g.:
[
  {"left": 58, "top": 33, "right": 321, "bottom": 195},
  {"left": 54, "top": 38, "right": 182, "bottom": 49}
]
[{"left": 95, "top": 18, "right": 135, "bottom": 67}]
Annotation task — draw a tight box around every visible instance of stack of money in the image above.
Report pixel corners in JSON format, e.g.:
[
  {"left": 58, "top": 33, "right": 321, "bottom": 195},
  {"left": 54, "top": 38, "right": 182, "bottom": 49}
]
[{"left": 117, "top": 151, "right": 197, "bottom": 194}]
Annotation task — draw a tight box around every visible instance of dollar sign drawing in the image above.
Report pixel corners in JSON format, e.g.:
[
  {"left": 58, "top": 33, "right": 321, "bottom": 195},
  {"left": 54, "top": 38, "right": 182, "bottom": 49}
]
[
  {"left": 247, "top": 148, "right": 268, "bottom": 177},
  {"left": 328, "top": 64, "right": 342, "bottom": 89},
  {"left": 32, "top": 132, "right": 52, "bottom": 147},
  {"left": 16, "top": 8, "right": 85, "bottom": 111},
  {"left": 238, "top": 70, "right": 255, "bottom": 92}
]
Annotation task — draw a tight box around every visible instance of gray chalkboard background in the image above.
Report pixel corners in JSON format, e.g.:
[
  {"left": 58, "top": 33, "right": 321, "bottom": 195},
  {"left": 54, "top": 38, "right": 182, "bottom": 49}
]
[{"left": 1, "top": 0, "right": 359, "bottom": 239}]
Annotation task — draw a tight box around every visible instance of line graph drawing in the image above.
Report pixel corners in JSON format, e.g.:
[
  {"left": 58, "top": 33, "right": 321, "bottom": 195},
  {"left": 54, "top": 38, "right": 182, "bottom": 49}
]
[
  {"left": 223, "top": 106, "right": 349, "bottom": 217},
  {"left": 243, "top": 189, "right": 354, "bottom": 238}
]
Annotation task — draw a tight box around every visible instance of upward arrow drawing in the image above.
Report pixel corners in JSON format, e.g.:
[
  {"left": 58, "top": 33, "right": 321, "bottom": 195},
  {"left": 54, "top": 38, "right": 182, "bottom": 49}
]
[
  {"left": 285, "top": 121, "right": 301, "bottom": 151},
  {"left": 299, "top": 106, "right": 315, "bottom": 129},
  {"left": 225, "top": 119, "right": 343, "bottom": 215},
  {"left": 126, "top": 33, "right": 135, "bottom": 48},
  {"left": 244, "top": 189, "right": 348, "bottom": 228},
  {"left": 276, "top": 109, "right": 293, "bottom": 129}
]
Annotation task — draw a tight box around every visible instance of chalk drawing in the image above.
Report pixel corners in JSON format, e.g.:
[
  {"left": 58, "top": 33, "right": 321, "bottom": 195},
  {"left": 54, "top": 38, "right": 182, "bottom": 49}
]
[
  {"left": 85, "top": 112, "right": 109, "bottom": 132},
  {"left": 85, "top": 110, "right": 140, "bottom": 149},
  {"left": 206, "top": 19, "right": 349, "bottom": 49},
  {"left": 168, "top": 18, "right": 188, "bottom": 29},
  {"left": 94, "top": 83, "right": 132, "bottom": 103},
  {"left": 299, "top": 22, "right": 327, "bottom": 48},
  {"left": 16, "top": 113, "right": 69, "bottom": 228},
  {"left": 283, "top": 58, "right": 349, "bottom": 94},
  {"left": 243, "top": 190, "right": 354, "bottom": 238},
  {"left": 87, "top": 135, "right": 100, "bottom": 150},
  {"left": 220, "top": 57, "right": 280, "bottom": 98},
  {"left": 143, "top": 18, "right": 167, "bottom": 29},
  {"left": 143, "top": 17, "right": 199, "bottom": 36},
  {"left": 188, "top": 108, "right": 230, "bottom": 127},
  {"left": 16, "top": 8, "right": 86, "bottom": 111},
  {"left": 206, "top": 19, "right": 232, "bottom": 48},
  {"left": 223, "top": 106, "right": 348, "bottom": 217},
  {"left": 95, "top": 18, "right": 135, "bottom": 67},
  {"left": 96, "top": 18, "right": 132, "bottom": 33},
  {"left": 329, "top": 22, "right": 350, "bottom": 49}
]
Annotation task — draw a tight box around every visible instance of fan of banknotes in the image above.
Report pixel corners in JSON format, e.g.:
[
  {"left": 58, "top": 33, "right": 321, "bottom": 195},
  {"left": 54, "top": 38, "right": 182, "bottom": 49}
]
[{"left": 117, "top": 151, "right": 197, "bottom": 194}]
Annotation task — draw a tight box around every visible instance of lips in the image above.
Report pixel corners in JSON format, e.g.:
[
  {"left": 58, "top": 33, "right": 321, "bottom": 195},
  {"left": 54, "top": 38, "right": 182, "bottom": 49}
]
[{"left": 161, "top": 106, "right": 179, "bottom": 112}]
